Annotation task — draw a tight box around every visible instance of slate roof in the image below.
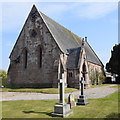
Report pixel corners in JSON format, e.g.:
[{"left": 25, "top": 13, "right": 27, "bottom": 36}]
[
  {"left": 39, "top": 11, "right": 103, "bottom": 67},
  {"left": 66, "top": 47, "right": 81, "bottom": 69},
  {"left": 40, "top": 12, "right": 81, "bottom": 53}
]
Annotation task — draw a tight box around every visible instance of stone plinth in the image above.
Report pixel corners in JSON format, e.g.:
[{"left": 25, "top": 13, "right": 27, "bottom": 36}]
[
  {"left": 77, "top": 95, "right": 89, "bottom": 105},
  {"left": 52, "top": 103, "right": 72, "bottom": 117}
]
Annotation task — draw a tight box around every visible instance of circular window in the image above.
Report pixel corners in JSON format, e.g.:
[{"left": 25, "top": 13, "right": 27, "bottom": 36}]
[{"left": 30, "top": 29, "right": 37, "bottom": 38}]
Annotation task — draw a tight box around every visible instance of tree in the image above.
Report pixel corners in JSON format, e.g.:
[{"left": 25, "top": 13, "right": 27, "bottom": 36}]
[
  {"left": 106, "top": 44, "right": 120, "bottom": 83},
  {"left": 90, "top": 70, "right": 105, "bottom": 85},
  {"left": 99, "top": 73, "right": 106, "bottom": 84},
  {"left": 0, "top": 70, "right": 7, "bottom": 87},
  {"left": 90, "top": 70, "right": 96, "bottom": 85}
]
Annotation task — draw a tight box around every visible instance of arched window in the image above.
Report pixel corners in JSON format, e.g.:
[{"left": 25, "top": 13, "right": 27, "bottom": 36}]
[
  {"left": 24, "top": 49, "right": 27, "bottom": 69},
  {"left": 82, "top": 62, "right": 86, "bottom": 73},
  {"left": 38, "top": 46, "right": 42, "bottom": 68},
  {"left": 68, "top": 72, "right": 73, "bottom": 78}
]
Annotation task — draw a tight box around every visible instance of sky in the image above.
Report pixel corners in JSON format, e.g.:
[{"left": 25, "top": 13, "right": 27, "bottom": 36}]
[{"left": 0, "top": 0, "right": 118, "bottom": 71}]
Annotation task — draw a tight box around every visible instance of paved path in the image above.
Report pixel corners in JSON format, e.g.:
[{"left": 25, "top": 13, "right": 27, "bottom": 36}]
[{"left": 0, "top": 85, "right": 118, "bottom": 101}]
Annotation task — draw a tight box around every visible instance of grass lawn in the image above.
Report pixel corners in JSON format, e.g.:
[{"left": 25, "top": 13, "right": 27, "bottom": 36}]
[
  {"left": 2, "top": 90, "right": 119, "bottom": 118},
  {"left": 91, "top": 84, "right": 112, "bottom": 88},
  {"left": 0, "top": 87, "right": 78, "bottom": 94},
  {"left": 0, "top": 84, "right": 112, "bottom": 94},
  {"left": 110, "top": 84, "right": 120, "bottom": 88}
]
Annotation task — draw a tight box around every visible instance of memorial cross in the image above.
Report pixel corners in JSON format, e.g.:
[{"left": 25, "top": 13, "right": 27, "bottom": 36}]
[{"left": 59, "top": 73, "right": 65, "bottom": 105}]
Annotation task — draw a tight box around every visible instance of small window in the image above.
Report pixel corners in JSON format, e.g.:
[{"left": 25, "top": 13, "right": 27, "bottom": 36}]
[
  {"left": 69, "top": 72, "right": 73, "bottom": 78},
  {"left": 24, "top": 49, "right": 27, "bottom": 69},
  {"left": 39, "top": 47, "right": 42, "bottom": 68},
  {"left": 38, "top": 46, "right": 42, "bottom": 68},
  {"left": 76, "top": 70, "right": 80, "bottom": 75},
  {"left": 82, "top": 63, "right": 86, "bottom": 72}
]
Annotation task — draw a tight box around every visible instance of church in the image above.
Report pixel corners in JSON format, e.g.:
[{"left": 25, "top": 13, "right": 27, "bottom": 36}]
[{"left": 7, "top": 5, "right": 104, "bottom": 89}]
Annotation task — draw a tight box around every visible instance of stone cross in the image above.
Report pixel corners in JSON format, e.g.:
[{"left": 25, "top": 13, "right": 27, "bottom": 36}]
[
  {"left": 80, "top": 77, "right": 85, "bottom": 96},
  {"left": 52, "top": 59, "right": 72, "bottom": 117},
  {"left": 59, "top": 73, "right": 65, "bottom": 105},
  {"left": 77, "top": 77, "right": 89, "bottom": 105}
]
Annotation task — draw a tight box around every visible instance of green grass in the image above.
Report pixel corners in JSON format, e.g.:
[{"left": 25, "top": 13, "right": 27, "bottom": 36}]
[
  {"left": 91, "top": 84, "right": 112, "bottom": 88},
  {"left": 0, "top": 84, "right": 112, "bottom": 94},
  {"left": 110, "top": 84, "right": 120, "bottom": 88},
  {"left": 0, "top": 87, "right": 78, "bottom": 94},
  {"left": 69, "top": 90, "right": 120, "bottom": 118},
  {"left": 2, "top": 90, "right": 119, "bottom": 118}
]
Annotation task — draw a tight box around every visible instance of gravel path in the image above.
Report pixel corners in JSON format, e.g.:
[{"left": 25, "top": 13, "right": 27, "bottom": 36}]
[{"left": 0, "top": 85, "right": 118, "bottom": 101}]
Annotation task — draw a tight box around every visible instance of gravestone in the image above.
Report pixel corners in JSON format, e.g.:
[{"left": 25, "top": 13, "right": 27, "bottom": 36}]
[
  {"left": 68, "top": 93, "right": 76, "bottom": 108},
  {"left": 77, "top": 77, "right": 89, "bottom": 105},
  {"left": 52, "top": 74, "right": 72, "bottom": 117}
]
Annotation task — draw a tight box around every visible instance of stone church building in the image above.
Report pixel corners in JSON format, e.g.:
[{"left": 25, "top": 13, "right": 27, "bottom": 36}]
[{"left": 7, "top": 5, "right": 104, "bottom": 89}]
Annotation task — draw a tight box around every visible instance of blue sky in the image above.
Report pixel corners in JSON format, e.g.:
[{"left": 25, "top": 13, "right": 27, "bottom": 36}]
[{"left": 1, "top": 1, "right": 118, "bottom": 71}]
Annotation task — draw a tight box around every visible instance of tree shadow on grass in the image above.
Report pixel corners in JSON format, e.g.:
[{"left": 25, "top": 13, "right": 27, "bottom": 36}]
[
  {"left": 22, "top": 110, "right": 52, "bottom": 117},
  {"left": 105, "top": 113, "right": 120, "bottom": 118}
]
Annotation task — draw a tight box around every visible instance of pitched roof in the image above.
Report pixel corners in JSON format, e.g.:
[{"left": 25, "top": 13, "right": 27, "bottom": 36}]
[
  {"left": 9, "top": 5, "right": 103, "bottom": 67},
  {"left": 66, "top": 47, "right": 81, "bottom": 69},
  {"left": 39, "top": 10, "right": 103, "bottom": 66},
  {"left": 40, "top": 12, "right": 81, "bottom": 54}
]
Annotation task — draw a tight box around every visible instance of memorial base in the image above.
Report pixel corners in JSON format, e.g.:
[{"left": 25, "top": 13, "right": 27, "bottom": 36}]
[
  {"left": 77, "top": 95, "right": 89, "bottom": 105},
  {"left": 51, "top": 103, "right": 73, "bottom": 117}
]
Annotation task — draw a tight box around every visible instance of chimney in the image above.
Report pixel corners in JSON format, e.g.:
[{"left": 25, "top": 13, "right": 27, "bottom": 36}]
[
  {"left": 85, "top": 37, "right": 87, "bottom": 41},
  {"left": 82, "top": 38, "right": 85, "bottom": 46}
]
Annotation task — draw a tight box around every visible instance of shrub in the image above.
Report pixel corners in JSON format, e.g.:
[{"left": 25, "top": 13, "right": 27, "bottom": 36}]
[
  {"left": 99, "top": 73, "right": 106, "bottom": 84},
  {"left": 90, "top": 70, "right": 96, "bottom": 85},
  {"left": 90, "top": 70, "right": 105, "bottom": 85},
  {"left": 0, "top": 70, "right": 7, "bottom": 87}
]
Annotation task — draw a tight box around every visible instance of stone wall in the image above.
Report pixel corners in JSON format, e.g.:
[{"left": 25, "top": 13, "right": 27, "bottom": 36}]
[
  {"left": 7, "top": 6, "right": 104, "bottom": 88},
  {"left": 88, "top": 62, "right": 103, "bottom": 85},
  {"left": 88, "top": 62, "right": 103, "bottom": 73},
  {"left": 7, "top": 8, "right": 61, "bottom": 88}
]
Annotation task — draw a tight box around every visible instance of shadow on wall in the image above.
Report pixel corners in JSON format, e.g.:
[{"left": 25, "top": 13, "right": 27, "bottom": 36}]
[{"left": 105, "top": 113, "right": 120, "bottom": 118}]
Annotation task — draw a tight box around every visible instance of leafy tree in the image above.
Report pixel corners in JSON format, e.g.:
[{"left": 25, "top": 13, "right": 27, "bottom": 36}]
[
  {"left": 0, "top": 70, "right": 7, "bottom": 87},
  {"left": 106, "top": 44, "right": 120, "bottom": 82},
  {"left": 90, "top": 70, "right": 96, "bottom": 85},
  {"left": 99, "top": 73, "right": 106, "bottom": 84},
  {"left": 90, "top": 70, "right": 105, "bottom": 85}
]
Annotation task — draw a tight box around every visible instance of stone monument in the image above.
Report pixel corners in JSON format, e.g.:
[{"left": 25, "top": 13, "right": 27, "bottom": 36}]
[
  {"left": 76, "top": 77, "right": 89, "bottom": 105},
  {"left": 68, "top": 93, "right": 76, "bottom": 108},
  {"left": 52, "top": 74, "right": 72, "bottom": 117}
]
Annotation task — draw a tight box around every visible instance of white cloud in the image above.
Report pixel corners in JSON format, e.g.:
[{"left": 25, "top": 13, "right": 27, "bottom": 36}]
[
  {"left": 2, "top": 2, "right": 117, "bottom": 32},
  {"left": 38, "top": 2, "right": 117, "bottom": 20},
  {"left": 76, "top": 2, "right": 117, "bottom": 19},
  {"left": 37, "top": 3, "right": 79, "bottom": 19},
  {"left": 2, "top": 3, "right": 79, "bottom": 32}
]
